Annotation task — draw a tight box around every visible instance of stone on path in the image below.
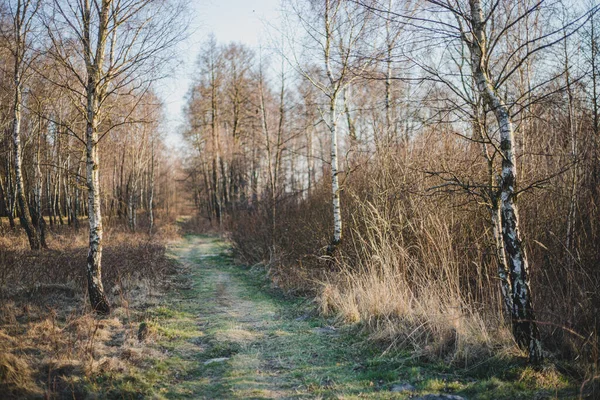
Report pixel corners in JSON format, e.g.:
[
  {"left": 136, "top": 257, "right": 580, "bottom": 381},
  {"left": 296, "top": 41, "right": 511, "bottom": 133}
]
[
  {"left": 312, "top": 326, "right": 337, "bottom": 334},
  {"left": 203, "top": 357, "right": 230, "bottom": 365},
  {"left": 390, "top": 383, "right": 416, "bottom": 393}
]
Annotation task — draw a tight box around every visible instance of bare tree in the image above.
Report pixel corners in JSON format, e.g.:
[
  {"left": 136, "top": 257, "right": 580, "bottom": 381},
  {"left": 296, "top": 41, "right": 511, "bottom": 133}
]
[
  {"left": 0, "top": 0, "right": 42, "bottom": 250},
  {"left": 284, "top": 0, "right": 375, "bottom": 255},
  {"left": 459, "top": 0, "right": 595, "bottom": 365},
  {"left": 45, "top": 0, "right": 187, "bottom": 313}
]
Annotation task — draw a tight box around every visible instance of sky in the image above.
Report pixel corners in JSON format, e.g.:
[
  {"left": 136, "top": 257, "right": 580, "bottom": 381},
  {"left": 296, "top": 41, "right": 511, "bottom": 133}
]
[{"left": 155, "top": 0, "right": 282, "bottom": 147}]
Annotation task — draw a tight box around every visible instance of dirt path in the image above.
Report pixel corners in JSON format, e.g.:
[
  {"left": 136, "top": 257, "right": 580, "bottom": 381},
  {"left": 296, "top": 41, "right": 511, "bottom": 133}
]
[
  {"left": 141, "top": 235, "right": 572, "bottom": 399},
  {"left": 148, "top": 235, "right": 412, "bottom": 399}
]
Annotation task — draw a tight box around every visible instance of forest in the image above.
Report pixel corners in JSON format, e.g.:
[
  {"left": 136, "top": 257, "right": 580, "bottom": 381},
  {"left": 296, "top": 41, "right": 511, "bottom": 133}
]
[{"left": 1, "top": 0, "right": 600, "bottom": 398}]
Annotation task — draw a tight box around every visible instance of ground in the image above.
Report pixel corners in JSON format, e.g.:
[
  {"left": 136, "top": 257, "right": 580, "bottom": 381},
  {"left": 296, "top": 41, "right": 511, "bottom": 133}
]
[
  {"left": 124, "top": 235, "right": 579, "bottom": 399},
  {"left": 1, "top": 233, "right": 582, "bottom": 399}
]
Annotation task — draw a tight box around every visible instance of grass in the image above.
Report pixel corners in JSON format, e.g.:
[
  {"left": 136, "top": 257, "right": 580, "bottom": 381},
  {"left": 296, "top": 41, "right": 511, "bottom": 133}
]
[
  {"left": 98, "top": 234, "right": 584, "bottom": 399},
  {"left": 0, "top": 225, "right": 178, "bottom": 399},
  {"left": 1, "top": 232, "right": 590, "bottom": 398}
]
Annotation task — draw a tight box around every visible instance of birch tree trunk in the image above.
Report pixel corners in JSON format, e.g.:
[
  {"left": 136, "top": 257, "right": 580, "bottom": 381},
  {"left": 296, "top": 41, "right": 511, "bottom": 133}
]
[
  {"left": 291, "top": 0, "right": 372, "bottom": 253},
  {"left": 0, "top": 175, "right": 9, "bottom": 227},
  {"left": 148, "top": 139, "right": 155, "bottom": 233},
  {"left": 324, "top": 0, "right": 342, "bottom": 252},
  {"left": 209, "top": 47, "right": 223, "bottom": 227},
  {"left": 3, "top": 156, "right": 16, "bottom": 229},
  {"left": 33, "top": 119, "right": 47, "bottom": 248},
  {"left": 491, "top": 199, "right": 512, "bottom": 316},
  {"left": 13, "top": 60, "right": 40, "bottom": 250},
  {"left": 73, "top": 157, "right": 81, "bottom": 230},
  {"left": 472, "top": 105, "right": 512, "bottom": 316},
  {"left": 83, "top": 0, "right": 111, "bottom": 315},
  {"left": 56, "top": 167, "right": 64, "bottom": 226},
  {"left": 127, "top": 155, "right": 138, "bottom": 232},
  {"left": 65, "top": 149, "right": 72, "bottom": 226},
  {"left": 127, "top": 176, "right": 135, "bottom": 231},
  {"left": 46, "top": 143, "right": 54, "bottom": 225},
  {"left": 328, "top": 94, "right": 342, "bottom": 249},
  {"left": 10, "top": 0, "right": 40, "bottom": 250},
  {"left": 85, "top": 86, "right": 110, "bottom": 313},
  {"left": 468, "top": 0, "right": 542, "bottom": 363}
]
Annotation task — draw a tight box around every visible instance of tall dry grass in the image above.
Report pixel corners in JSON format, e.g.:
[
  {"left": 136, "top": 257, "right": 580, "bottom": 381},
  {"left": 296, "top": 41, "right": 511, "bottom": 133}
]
[
  {"left": 229, "top": 134, "right": 600, "bottom": 373},
  {"left": 318, "top": 194, "right": 511, "bottom": 365},
  {"left": 0, "top": 222, "right": 179, "bottom": 398},
  {"left": 230, "top": 146, "right": 514, "bottom": 364}
]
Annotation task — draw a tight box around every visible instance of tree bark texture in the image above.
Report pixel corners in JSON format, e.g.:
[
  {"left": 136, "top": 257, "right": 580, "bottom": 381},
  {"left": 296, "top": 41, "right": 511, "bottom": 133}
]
[{"left": 468, "top": 0, "right": 542, "bottom": 363}]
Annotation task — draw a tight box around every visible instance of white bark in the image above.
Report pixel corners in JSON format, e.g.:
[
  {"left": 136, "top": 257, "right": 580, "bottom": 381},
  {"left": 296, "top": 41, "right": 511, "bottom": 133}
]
[
  {"left": 329, "top": 95, "right": 342, "bottom": 245},
  {"left": 468, "top": 0, "right": 542, "bottom": 363},
  {"left": 10, "top": 0, "right": 40, "bottom": 250},
  {"left": 33, "top": 120, "right": 47, "bottom": 248},
  {"left": 4, "top": 155, "right": 16, "bottom": 228},
  {"left": 148, "top": 139, "right": 155, "bottom": 233},
  {"left": 324, "top": 0, "right": 343, "bottom": 249},
  {"left": 12, "top": 74, "right": 40, "bottom": 249},
  {"left": 491, "top": 202, "right": 512, "bottom": 315},
  {"left": 83, "top": 0, "right": 111, "bottom": 314},
  {"left": 85, "top": 90, "right": 109, "bottom": 313}
]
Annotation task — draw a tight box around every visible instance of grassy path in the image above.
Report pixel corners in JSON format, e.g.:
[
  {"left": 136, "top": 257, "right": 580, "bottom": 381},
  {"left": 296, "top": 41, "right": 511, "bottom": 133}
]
[
  {"left": 148, "top": 235, "right": 402, "bottom": 399},
  {"left": 138, "top": 235, "right": 576, "bottom": 399}
]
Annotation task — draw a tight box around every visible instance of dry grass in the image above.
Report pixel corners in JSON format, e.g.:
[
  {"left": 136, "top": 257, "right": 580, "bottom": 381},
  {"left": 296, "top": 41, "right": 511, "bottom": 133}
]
[
  {"left": 230, "top": 144, "right": 600, "bottom": 377},
  {"left": 315, "top": 193, "right": 513, "bottom": 366},
  {"left": 0, "top": 223, "right": 177, "bottom": 298},
  {"left": 0, "top": 223, "right": 178, "bottom": 398},
  {"left": 0, "top": 351, "right": 41, "bottom": 399},
  {"left": 232, "top": 178, "right": 513, "bottom": 366}
]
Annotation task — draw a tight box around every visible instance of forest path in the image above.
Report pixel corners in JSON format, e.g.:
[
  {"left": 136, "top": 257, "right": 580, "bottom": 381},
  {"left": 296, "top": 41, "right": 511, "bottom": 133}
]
[
  {"left": 150, "top": 235, "right": 409, "bottom": 399},
  {"left": 141, "top": 235, "right": 572, "bottom": 399}
]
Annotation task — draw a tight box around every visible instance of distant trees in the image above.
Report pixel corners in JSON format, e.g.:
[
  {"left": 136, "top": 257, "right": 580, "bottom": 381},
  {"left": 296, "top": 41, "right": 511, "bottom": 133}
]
[{"left": 184, "top": 38, "right": 299, "bottom": 243}]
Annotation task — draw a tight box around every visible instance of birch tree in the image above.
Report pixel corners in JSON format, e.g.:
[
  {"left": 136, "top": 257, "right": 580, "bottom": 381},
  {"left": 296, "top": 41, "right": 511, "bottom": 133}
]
[
  {"left": 466, "top": 2, "right": 543, "bottom": 360},
  {"left": 427, "top": 0, "right": 592, "bottom": 363},
  {"left": 359, "top": 0, "right": 597, "bottom": 362},
  {"left": 1, "top": 0, "right": 42, "bottom": 250},
  {"left": 45, "top": 0, "right": 186, "bottom": 313},
  {"left": 285, "top": 0, "right": 374, "bottom": 254},
  {"left": 0, "top": 40, "right": 16, "bottom": 230},
  {"left": 459, "top": 0, "right": 599, "bottom": 364}
]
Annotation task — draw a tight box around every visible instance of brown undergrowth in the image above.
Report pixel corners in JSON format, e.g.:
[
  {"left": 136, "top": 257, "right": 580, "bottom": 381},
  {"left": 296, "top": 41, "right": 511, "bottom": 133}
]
[
  {"left": 0, "top": 222, "right": 178, "bottom": 399},
  {"left": 229, "top": 146, "right": 600, "bottom": 391}
]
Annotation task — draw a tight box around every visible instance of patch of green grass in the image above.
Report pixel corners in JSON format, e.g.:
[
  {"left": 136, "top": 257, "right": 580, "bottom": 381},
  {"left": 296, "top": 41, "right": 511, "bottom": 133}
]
[
  {"left": 98, "top": 234, "right": 582, "bottom": 399},
  {"left": 149, "top": 305, "right": 188, "bottom": 319}
]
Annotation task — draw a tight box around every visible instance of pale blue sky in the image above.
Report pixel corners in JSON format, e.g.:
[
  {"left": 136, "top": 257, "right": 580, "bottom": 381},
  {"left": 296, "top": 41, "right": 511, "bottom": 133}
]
[{"left": 156, "top": 0, "right": 282, "bottom": 147}]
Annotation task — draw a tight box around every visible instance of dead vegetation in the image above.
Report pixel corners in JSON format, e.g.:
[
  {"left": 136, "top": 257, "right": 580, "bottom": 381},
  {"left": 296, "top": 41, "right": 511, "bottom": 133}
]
[
  {"left": 230, "top": 146, "right": 600, "bottom": 384},
  {"left": 0, "top": 224, "right": 178, "bottom": 399}
]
